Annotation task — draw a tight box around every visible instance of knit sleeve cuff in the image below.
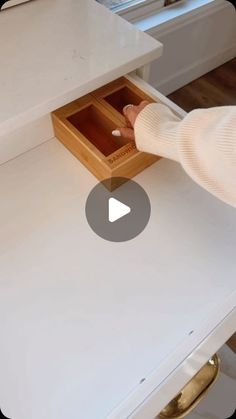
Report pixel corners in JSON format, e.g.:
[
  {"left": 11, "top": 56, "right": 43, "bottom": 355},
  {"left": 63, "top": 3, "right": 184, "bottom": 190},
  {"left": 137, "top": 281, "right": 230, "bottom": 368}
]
[{"left": 134, "top": 103, "right": 181, "bottom": 162}]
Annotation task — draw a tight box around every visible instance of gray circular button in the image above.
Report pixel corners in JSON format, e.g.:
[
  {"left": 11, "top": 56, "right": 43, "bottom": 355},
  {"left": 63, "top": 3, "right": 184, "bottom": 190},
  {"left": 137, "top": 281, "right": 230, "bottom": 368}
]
[{"left": 85, "top": 177, "right": 151, "bottom": 242}]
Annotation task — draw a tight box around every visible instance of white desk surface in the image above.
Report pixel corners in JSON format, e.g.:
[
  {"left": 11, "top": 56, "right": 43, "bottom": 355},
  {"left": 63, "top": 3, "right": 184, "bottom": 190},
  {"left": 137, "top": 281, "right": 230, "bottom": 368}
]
[
  {"left": 0, "top": 140, "right": 235, "bottom": 419},
  {"left": 0, "top": 0, "right": 162, "bottom": 137}
]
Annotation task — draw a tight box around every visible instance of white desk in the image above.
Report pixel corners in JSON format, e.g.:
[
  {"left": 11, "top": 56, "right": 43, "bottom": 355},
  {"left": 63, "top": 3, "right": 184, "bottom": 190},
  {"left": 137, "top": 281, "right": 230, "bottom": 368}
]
[
  {"left": 0, "top": 139, "right": 235, "bottom": 419},
  {"left": 0, "top": 0, "right": 162, "bottom": 167},
  {"left": 0, "top": 0, "right": 161, "bottom": 138},
  {"left": 0, "top": 0, "right": 235, "bottom": 418}
]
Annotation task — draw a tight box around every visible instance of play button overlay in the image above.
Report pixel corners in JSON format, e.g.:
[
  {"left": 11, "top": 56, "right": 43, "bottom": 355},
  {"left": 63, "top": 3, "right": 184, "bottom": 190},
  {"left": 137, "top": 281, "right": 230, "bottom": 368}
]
[
  {"left": 108, "top": 198, "right": 131, "bottom": 223},
  {"left": 85, "top": 177, "right": 151, "bottom": 242}
]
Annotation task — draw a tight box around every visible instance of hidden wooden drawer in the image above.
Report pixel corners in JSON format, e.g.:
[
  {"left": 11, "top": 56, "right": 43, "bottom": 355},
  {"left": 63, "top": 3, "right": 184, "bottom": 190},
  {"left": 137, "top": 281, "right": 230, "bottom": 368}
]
[{"left": 52, "top": 74, "right": 186, "bottom": 190}]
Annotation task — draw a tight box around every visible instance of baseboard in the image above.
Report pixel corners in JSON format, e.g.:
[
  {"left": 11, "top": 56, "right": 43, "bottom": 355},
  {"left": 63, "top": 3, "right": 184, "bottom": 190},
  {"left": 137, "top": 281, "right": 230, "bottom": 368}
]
[
  {"left": 142, "top": 0, "right": 236, "bottom": 95},
  {"left": 155, "top": 45, "right": 236, "bottom": 95}
]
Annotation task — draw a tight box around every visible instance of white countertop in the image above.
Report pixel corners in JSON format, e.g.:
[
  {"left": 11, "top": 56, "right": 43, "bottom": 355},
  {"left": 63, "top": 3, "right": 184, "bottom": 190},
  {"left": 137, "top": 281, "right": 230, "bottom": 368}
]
[
  {"left": 0, "top": 1, "right": 235, "bottom": 418},
  {"left": 0, "top": 139, "right": 235, "bottom": 419},
  {"left": 0, "top": 0, "right": 162, "bottom": 137}
]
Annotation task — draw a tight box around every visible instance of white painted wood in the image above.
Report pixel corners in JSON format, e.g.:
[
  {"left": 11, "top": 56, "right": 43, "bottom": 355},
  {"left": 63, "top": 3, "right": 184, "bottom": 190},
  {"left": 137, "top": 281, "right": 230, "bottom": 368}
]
[
  {"left": 0, "top": 114, "right": 54, "bottom": 165},
  {"left": 136, "top": 64, "right": 151, "bottom": 83},
  {"left": 0, "top": 5, "right": 235, "bottom": 417},
  {"left": 134, "top": 0, "right": 236, "bottom": 95},
  {"left": 133, "top": 0, "right": 221, "bottom": 31},
  {"left": 218, "top": 344, "right": 236, "bottom": 381},
  {"left": 155, "top": 45, "right": 236, "bottom": 96},
  {"left": 0, "top": 0, "right": 162, "bottom": 138},
  {"left": 127, "top": 307, "right": 236, "bottom": 419},
  {"left": 118, "top": 0, "right": 165, "bottom": 21},
  {"left": 188, "top": 371, "right": 236, "bottom": 419},
  {"left": 0, "top": 138, "right": 235, "bottom": 419}
]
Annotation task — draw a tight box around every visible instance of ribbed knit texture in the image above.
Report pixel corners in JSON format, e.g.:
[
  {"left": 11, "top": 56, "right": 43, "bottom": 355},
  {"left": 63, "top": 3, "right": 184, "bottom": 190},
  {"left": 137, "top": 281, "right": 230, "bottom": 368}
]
[{"left": 134, "top": 103, "right": 236, "bottom": 208}]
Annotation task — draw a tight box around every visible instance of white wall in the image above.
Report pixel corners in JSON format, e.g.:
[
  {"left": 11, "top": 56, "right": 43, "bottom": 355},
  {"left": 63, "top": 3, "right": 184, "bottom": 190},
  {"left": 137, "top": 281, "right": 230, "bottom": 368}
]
[{"left": 135, "top": 1, "right": 236, "bottom": 94}]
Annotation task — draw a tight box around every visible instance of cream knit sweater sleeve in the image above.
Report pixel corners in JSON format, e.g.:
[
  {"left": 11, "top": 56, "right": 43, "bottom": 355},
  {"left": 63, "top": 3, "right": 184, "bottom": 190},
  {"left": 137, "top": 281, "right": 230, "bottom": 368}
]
[{"left": 134, "top": 104, "right": 236, "bottom": 208}]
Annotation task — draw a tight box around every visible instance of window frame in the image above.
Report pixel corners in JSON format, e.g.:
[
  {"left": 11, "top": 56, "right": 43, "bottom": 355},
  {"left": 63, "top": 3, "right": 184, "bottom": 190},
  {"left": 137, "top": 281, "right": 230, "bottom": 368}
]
[
  {"left": 100, "top": 0, "right": 187, "bottom": 24},
  {"left": 102, "top": 0, "right": 166, "bottom": 21},
  {"left": 110, "top": 0, "right": 163, "bottom": 13}
]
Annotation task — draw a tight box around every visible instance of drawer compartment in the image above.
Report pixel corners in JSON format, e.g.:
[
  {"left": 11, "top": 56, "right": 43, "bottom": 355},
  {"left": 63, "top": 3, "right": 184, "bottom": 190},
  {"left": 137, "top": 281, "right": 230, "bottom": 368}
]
[
  {"left": 92, "top": 77, "right": 154, "bottom": 121},
  {"left": 52, "top": 75, "right": 185, "bottom": 190},
  {"left": 67, "top": 104, "right": 128, "bottom": 157},
  {"left": 106, "top": 86, "right": 144, "bottom": 114}
]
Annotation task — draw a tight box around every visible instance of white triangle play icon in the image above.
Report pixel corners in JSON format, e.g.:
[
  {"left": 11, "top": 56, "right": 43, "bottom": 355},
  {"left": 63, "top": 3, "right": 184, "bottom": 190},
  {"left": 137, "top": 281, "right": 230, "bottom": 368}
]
[{"left": 108, "top": 198, "right": 131, "bottom": 223}]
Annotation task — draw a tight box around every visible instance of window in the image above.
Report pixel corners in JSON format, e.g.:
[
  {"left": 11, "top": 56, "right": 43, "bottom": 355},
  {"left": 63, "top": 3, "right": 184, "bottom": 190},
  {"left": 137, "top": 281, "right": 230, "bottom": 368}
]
[
  {"left": 97, "top": 1, "right": 151, "bottom": 12},
  {"left": 97, "top": 1, "right": 182, "bottom": 13}
]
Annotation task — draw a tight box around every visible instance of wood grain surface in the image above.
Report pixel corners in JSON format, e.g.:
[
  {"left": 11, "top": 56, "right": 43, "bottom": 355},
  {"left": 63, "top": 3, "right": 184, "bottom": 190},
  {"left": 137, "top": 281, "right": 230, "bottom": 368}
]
[{"left": 168, "top": 59, "right": 236, "bottom": 112}]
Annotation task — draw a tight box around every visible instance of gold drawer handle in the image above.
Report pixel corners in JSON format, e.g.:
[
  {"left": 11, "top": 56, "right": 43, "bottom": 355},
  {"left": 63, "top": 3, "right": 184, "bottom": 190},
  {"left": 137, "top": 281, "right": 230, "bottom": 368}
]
[{"left": 158, "top": 354, "right": 220, "bottom": 418}]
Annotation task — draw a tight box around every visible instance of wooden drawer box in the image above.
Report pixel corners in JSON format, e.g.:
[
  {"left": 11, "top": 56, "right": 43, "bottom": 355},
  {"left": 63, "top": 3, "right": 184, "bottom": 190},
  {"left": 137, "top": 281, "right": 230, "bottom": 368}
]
[{"left": 52, "top": 75, "right": 185, "bottom": 190}]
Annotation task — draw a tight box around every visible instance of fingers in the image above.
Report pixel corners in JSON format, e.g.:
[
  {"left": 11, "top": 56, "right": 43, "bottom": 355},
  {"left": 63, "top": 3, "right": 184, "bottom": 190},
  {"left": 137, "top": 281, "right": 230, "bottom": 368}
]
[
  {"left": 112, "top": 127, "right": 134, "bottom": 140},
  {"left": 123, "top": 101, "right": 149, "bottom": 127},
  {"left": 112, "top": 101, "right": 149, "bottom": 141},
  {"left": 119, "top": 127, "right": 135, "bottom": 141},
  {"left": 124, "top": 114, "right": 132, "bottom": 129}
]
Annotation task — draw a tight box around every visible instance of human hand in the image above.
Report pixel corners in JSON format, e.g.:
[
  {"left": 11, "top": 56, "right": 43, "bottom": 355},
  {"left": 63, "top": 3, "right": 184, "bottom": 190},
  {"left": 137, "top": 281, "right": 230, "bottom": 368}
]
[{"left": 112, "top": 101, "right": 149, "bottom": 141}]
